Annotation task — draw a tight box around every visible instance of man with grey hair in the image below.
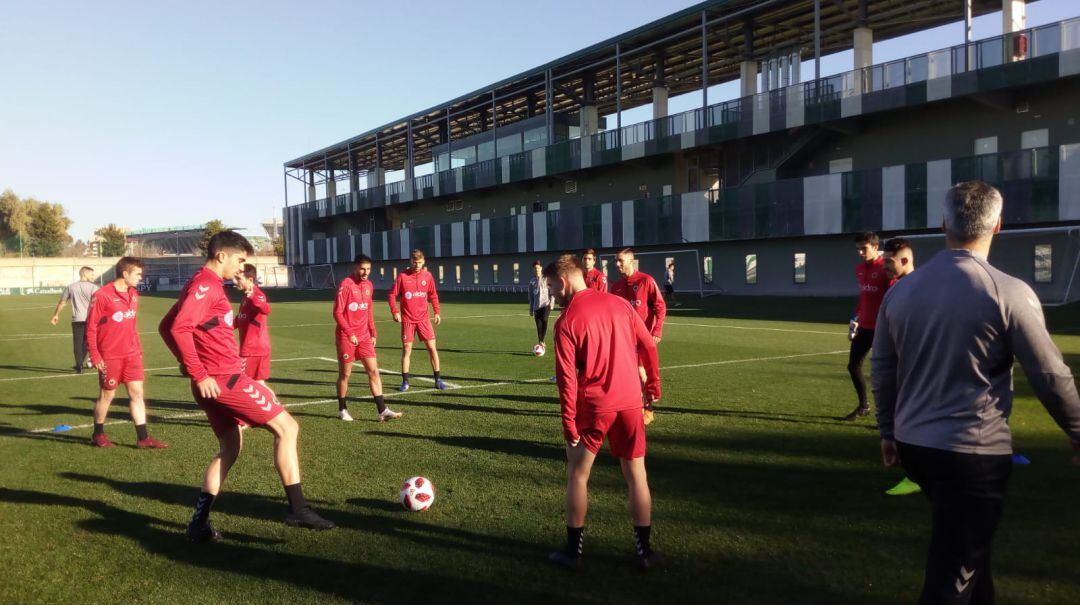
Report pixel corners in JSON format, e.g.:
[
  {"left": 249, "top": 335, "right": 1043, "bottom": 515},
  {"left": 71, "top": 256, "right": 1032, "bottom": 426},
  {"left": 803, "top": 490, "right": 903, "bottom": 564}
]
[
  {"left": 51, "top": 266, "right": 99, "bottom": 373},
  {"left": 872, "top": 180, "right": 1080, "bottom": 604}
]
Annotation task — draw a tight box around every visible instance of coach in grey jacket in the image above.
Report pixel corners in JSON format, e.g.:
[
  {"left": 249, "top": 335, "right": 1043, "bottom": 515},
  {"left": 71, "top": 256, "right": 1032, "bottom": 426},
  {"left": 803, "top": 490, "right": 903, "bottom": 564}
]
[
  {"left": 528, "top": 260, "right": 555, "bottom": 352},
  {"left": 872, "top": 181, "right": 1080, "bottom": 605}
]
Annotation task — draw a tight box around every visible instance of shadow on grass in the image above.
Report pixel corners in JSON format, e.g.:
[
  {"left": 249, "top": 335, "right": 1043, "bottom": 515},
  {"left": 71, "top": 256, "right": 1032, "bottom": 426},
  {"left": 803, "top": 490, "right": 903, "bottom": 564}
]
[
  {"left": 369, "top": 431, "right": 563, "bottom": 460},
  {"left": 656, "top": 405, "right": 870, "bottom": 428},
  {"left": 382, "top": 397, "right": 557, "bottom": 418}
]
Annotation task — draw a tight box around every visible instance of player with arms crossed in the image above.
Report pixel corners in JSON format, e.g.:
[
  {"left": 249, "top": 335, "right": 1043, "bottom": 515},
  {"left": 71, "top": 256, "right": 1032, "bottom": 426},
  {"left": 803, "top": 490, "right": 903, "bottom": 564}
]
[
  {"left": 85, "top": 257, "right": 167, "bottom": 449},
  {"left": 233, "top": 264, "right": 271, "bottom": 387},
  {"left": 581, "top": 248, "right": 607, "bottom": 292},
  {"left": 844, "top": 231, "right": 889, "bottom": 421},
  {"left": 610, "top": 248, "right": 666, "bottom": 425},
  {"left": 160, "top": 231, "right": 334, "bottom": 542},
  {"left": 388, "top": 249, "right": 446, "bottom": 392},
  {"left": 335, "top": 254, "right": 401, "bottom": 422},
  {"left": 544, "top": 254, "right": 663, "bottom": 571}
]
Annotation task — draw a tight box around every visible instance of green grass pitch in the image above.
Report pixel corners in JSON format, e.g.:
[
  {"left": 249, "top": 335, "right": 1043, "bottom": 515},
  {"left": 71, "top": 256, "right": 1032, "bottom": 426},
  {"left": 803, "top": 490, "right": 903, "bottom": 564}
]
[{"left": 1, "top": 290, "right": 1078, "bottom": 604}]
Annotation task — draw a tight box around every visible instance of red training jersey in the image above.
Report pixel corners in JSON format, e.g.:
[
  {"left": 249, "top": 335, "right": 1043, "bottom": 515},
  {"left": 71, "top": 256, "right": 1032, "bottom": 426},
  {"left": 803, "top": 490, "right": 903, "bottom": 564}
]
[
  {"left": 554, "top": 289, "right": 661, "bottom": 442},
  {"left": 388, "top": 268, "right": 439, "bottom": 323},
  {"left": 584, "top": 267, "right": 607, "bottom": 292},
  {"left": 235, "top": 285, "right": 271, "bottom": 357},
  {"left": 610, "top": 271, "right": 667, "bottom": 338},
  {"left": 85, "top": 281, "right": 141, "bottom": 365},
  {"left": 854, "top": 256, "right": 890, "bottom": 329},
  {"left": 334, "top": 275, "right": 377, "bottom": 341},
  {"left": 159, "top": 267, "right": 242, "bottom": 382}
]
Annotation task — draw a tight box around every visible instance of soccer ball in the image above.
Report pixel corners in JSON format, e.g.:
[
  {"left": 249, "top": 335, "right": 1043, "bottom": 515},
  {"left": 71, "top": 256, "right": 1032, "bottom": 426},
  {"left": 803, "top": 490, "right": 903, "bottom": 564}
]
[
  {"left": 533, "top": 343, "right": 546, "bottom": 357},
  {"left": 400, "top": 476, "right": 435, "bottom": 512}
]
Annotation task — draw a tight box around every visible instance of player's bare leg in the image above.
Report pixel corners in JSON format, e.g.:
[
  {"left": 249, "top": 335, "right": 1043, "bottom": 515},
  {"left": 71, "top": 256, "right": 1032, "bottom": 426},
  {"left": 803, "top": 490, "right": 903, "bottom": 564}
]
[
  {"left": 361, "top": 356, "right": 399, "bottom": 421},
  {"left": 263, "top": 410, "right": 335, "bottom": 530},
  {"left": 336, "top": 358, "right": 355, "bottom": 421},
  {"left": 187, "top": 424, "right": 242, "bottom": 543},
  {"left": 125, "top": 381, "right": 167, "bottom": 448},
  {"left": 399, "top": 342, "right": 413, "bottom": 391},
  {"left": 91, "top": 388, "right": 117, "bottom": 447},
  {"left": 424, "top": 339, "right": 446, "bottom": 389},
  {"left": 550, "top": 444, "right": 596, "bottom": 569},
  {"left": 620, "top": 456, "right": 661, "bottom": 569}
]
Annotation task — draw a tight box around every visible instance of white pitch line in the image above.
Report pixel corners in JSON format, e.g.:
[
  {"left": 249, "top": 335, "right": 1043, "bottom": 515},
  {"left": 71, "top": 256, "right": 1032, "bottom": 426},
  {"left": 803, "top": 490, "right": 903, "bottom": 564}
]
[
  {"left": 664, "top": 321, "right": 844, "bottom": 336},
  {"left": 0, "top": 356, "right": 324, "bottom": 383},
  {"left": 315, "top": 356, "right": 462, "bottom": 389}
]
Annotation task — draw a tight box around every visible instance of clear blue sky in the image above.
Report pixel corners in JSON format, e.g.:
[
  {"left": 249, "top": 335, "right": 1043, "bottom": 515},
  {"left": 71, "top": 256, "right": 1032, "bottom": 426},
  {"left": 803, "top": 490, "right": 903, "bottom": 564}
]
[{"left": 1, "top": 0, "right": 1077, "bottom": 242}]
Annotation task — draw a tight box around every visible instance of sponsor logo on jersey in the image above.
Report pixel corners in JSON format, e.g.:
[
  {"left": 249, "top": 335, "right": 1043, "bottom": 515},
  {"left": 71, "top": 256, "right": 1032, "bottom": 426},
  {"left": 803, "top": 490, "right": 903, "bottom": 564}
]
[
  {"left": 111, "top": 309, "right": 136, "bottom": 322},
  {"left": 405, "top": 291, "right": 413, "bottom": 300},
  {"left": 224, "top": 311, "right": 234, "bottom": 327},
  {"left": 348, "top": 302, "right": 359, "bottom": 312}
]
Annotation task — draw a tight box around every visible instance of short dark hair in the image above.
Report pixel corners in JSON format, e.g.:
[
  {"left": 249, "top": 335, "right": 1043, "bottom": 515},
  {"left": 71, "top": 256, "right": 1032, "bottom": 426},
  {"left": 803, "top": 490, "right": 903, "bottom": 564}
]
[
  {"left": 533, "top": 259, "right": 542, "bottom": 268},
  {"left": 542, "top": 254, "right": 586, "bottom": 281},
  {"left": 854, "top": 232, "right": 879, "bottom": 246},
  {"left": 207, "top": 230, "right": 254, "bottom": 260},
  {"left": 582, "top": 248, "right": 597, "bottom": 258},
  {"left": 882, "top": 238, "right": 913, "bottom": 255},
  {"left": 115, "top": 257, "right": 143, "bottom": 276},
  {"left": 242, "top": 263, "right": 258, "bottom": 280},
  {"left": 354, "top": 253, "right": 372, "bottom": 266},
  {"left": 410, "top": 249, "right": 425, "bottom": 260},
  {"left": 617, "top": 248, "right": 635, "bottom": 258}
]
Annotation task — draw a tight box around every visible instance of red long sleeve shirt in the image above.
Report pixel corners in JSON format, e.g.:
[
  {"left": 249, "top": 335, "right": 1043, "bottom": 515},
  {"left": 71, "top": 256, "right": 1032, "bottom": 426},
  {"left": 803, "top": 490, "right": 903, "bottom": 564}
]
[
  {"left": 388, "top": 268, "right": 439, "bottom": 323},
  {"left": 334, "top": 275, "right": 377, "bottom": 341},
  {"left": 159, "top": 267, "right": 241, "bottom": 382},
  {"left": 610, "top": 271, "right": 667, "bottom": 338},
  {"left": 854, "top": 256, "right": 890, "bottom": 329},
  {"left": 584, "top": 267, "right": 608, "bottom": 292},
  {"left": 554, "top": 289, "right": 661, "bottom": 442},
  {"left": 235, "top": 285, "right": 271, "bottom": 357},
  {"left": 85, "top": 281, "right": 141, "bottom": 365}
]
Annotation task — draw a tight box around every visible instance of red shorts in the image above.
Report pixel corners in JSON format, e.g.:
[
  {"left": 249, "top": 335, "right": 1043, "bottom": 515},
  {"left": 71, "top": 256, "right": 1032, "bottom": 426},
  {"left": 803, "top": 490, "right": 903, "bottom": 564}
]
[
  {"left": 401, "top": 320, "right": 435, "bottom": 344},
  {"left": 98, "top": 355, "right": 145, "bottom": 391},
  {"left": 192, "top": 374, "right": 285, "bottom": 437},
  {"left": 576, "top": 408, "right": 647, "bottom": 459},
  {"left": 241, "top": 356, "right": 270, "bottom": 381},
  {"left": 336, "top": 335, "right": 376, "bottom": 362}
]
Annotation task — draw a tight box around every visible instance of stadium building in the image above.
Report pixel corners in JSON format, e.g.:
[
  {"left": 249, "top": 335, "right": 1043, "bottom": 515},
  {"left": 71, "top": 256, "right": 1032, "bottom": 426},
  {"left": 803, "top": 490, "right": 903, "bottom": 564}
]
[{"left": 283, "top": 0, "right": 1080, "bottom": 302}]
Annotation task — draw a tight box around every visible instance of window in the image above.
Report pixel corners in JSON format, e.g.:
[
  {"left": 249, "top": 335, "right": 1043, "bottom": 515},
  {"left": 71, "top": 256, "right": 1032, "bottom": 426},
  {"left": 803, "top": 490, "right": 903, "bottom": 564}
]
[
  {"left": 974, "top": 136, "right": 998, "bottom": 156},
  {"left": 745, "top": 254, "right": 757, "bottom": 285},
  {"left": 829, "top": 157, "right": 853, "bottom": 174},
  {"left": 392, "top": 267, "right": 398, "bottom": 280},
  {"left": 1021, "top": 128, "right": 1049, "bottom": 150},
  {"left": 639, "top": 184, "right": 650, "bottom": 198},
  {"left": 470, "top": 212, "right": 481, "bottom": 221},
  {"left": 513, "top": 262, "right": 520, "bottom": 284},
  {"left": 455, "top": 265, "right": 461, "bottom": 284},
  {"left": 794, "top": 253, "right": 807, "bottom": 284},
  {"left": 492, "top": 264, "right": 499, "bottom": 284},
  {"left": 565, "top": 180, "right": 577, "bottom": 194},
  {"left": 473, "top": 264, "right": 480, "bottom": 284},
  {"left": 438, "top": 265, "right": 445, "bottom": 284},
  {"left": 703, "top": 256, "right": 714, "bottom": 285},
  {"left": 1035, "top": 244, "right": 1052, "bottom": 283},
  {"left": 548, "top": 202, "right": 561, "bottom": 211},
  {"left": 446, "top": 199, "right": 463, "bottom": 212},
  {"left": 379, "top": 267, "right": 385, "bottom": 280}
]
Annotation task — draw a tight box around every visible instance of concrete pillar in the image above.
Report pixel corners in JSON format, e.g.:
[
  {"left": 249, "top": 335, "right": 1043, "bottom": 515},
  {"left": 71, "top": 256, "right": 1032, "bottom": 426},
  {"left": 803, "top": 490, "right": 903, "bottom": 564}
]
[
  {"left": 306, "top": 171, "right": 316, "bottom": 203},
  {"left": 326, "top": 170, "right": 336, "bottom": 199},
  {"left": 1002, "top": 0, "right": 1025, "bottom": 34},
  {"left": 349, "top": 155, "right": 359, "bottom": 195},
  {"left": 367, "top": 167, "right": 385, "bottom": 189},
  {"left": 581, "top": 105, "right": 599, "bottom": 136},
  {"left": 652, "top": 86, "right": 668, "bottom": 119},
  {"left": 854, "top": 27, "right": 873, "bottom": 69},
  {"left": 740, "top": 61, "right": 757, "bottom": 97}
]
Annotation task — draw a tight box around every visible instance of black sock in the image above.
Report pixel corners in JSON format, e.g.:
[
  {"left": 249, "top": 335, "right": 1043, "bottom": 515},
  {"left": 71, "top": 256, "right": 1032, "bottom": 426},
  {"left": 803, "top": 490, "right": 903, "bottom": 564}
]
[
  {"left": 402, "top": 372, "right": 410, "bottom": 382},
  {"left": 433, "top": 371, "right": 441, "bottom": 381},
  {"left": 284, "top": 483, "right": 308, "bottom": 514},
  {"left": 93, "top": 423, "right": 105, "bottom": 437},
  {"left": 191, "top": 491, "right": 215, "bottom": 525},
  {"left": 565, "top": 526, "right": 584, "bottom": 556},
  {"left": 633, "top": 525, "right": 652, "bottom": 557},
  {"left": 374, "top": 395, "right": 387, "bottom": 414},
  {"left": 135, "top": 424, "right": 149, "bottom": 441},
  {"left": 338, "top": 397, "right": 348, "bottom": 412}
]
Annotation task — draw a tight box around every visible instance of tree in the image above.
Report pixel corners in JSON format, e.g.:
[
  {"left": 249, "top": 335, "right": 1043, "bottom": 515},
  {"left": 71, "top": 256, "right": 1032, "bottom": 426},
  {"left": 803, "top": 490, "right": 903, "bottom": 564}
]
[
  {"left": 0, "top": 189, "right": 32, "bottom": 255},
  {"left": 198, "top": 220, "right": 228, "bottom": 255},
  {"left": 95, "top": 224, "right": 127, "bottom": 257},
  {"left": 26, "top": 201, "right": 72, "bottom": 257},
  {"left": 64, "top": 239, "right": 88, "bottom": 257},
  {"left": 272, "top": 234, "right": 285, "bottom": 257}
]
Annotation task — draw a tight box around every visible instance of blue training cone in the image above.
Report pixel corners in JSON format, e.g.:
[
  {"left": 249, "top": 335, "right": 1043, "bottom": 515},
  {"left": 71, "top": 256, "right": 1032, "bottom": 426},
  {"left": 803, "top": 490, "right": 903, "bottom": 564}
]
[
  {"left": 53, "top": 424, "right": 72, "bottom": 433},
  {"left": 1012, "top": 454, "right": 1031, "bottom": 465}
]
